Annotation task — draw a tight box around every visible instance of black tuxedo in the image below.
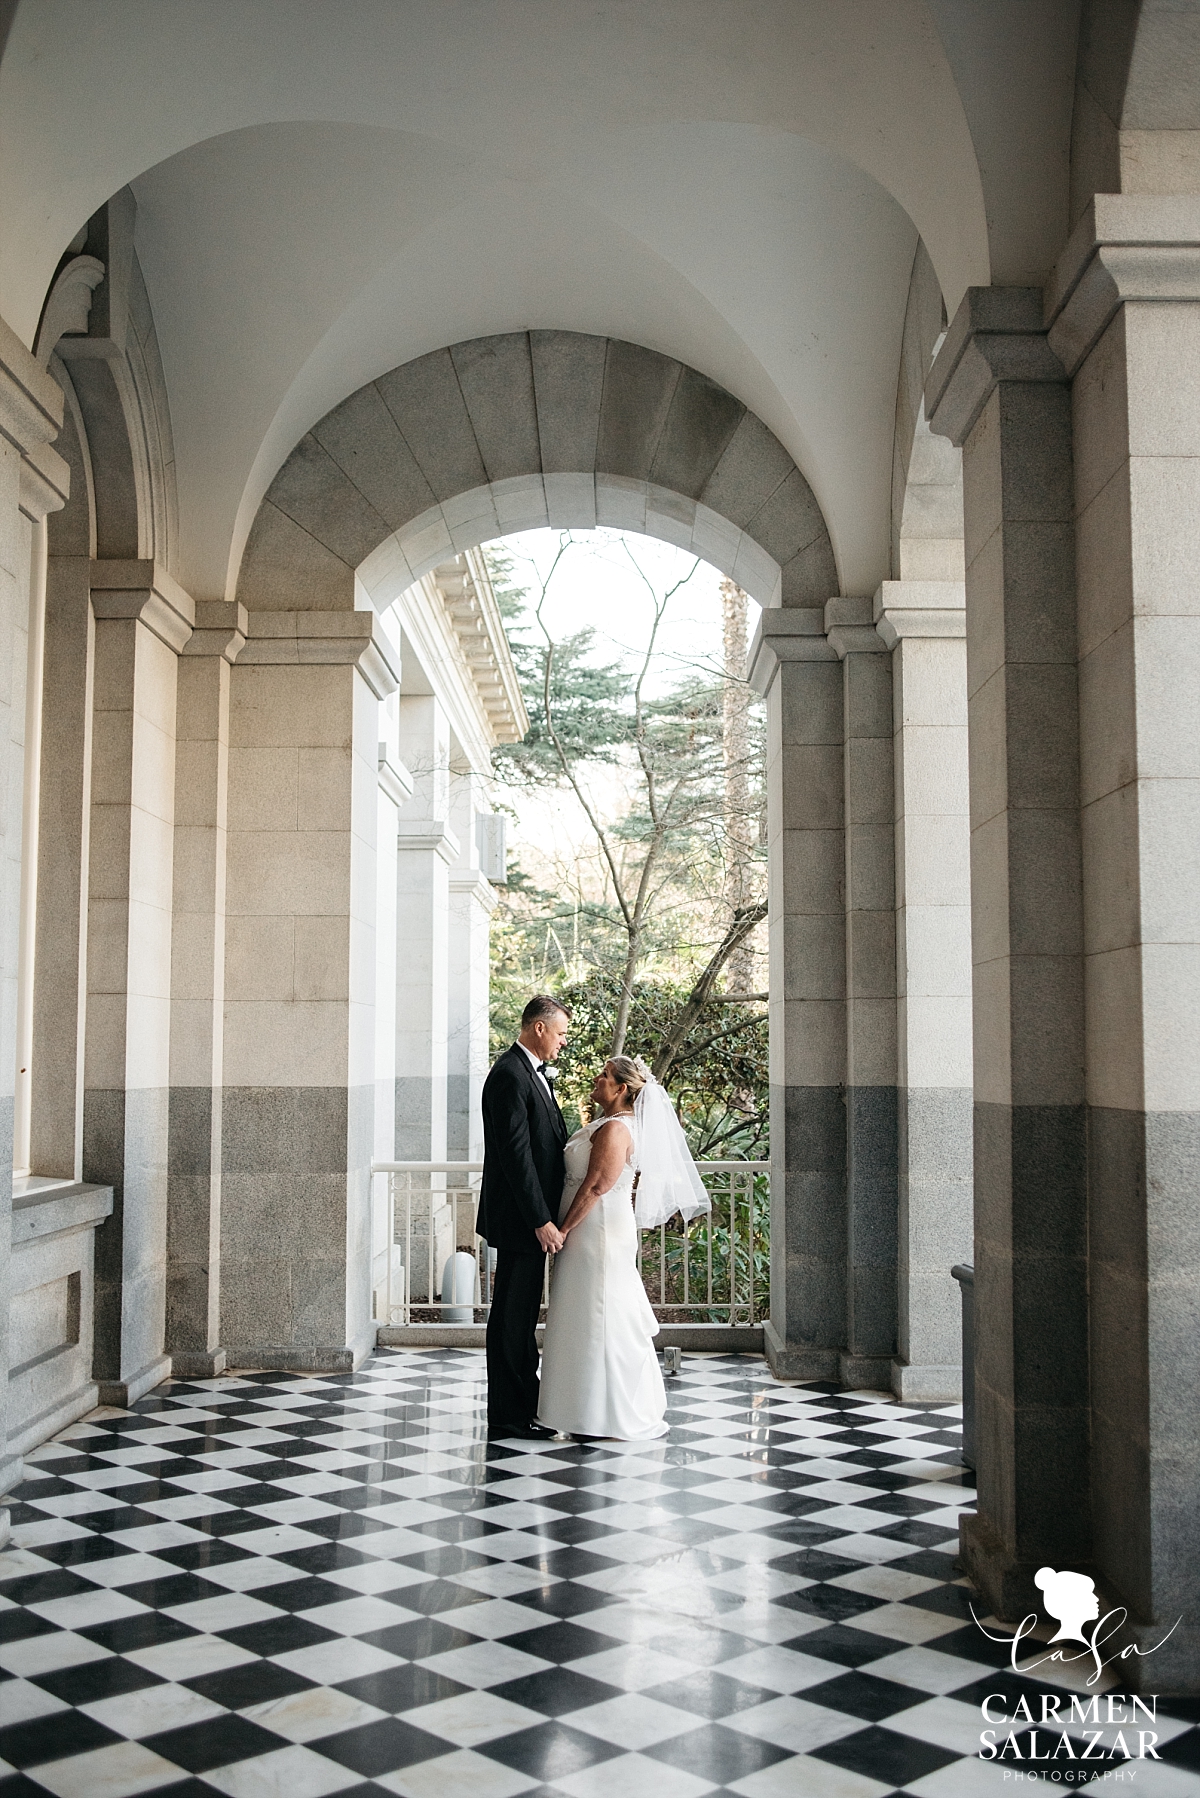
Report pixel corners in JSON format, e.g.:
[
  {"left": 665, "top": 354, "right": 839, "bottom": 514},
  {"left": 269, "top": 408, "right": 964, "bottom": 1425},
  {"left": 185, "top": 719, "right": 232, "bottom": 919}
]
[{"left": 478, "top": 1043, "right": 569, "bottom": 1428}]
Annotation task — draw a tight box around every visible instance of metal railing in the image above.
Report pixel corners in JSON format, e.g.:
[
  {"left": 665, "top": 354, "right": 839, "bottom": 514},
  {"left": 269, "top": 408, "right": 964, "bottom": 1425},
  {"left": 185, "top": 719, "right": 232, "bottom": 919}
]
[{"left": 371, "top": 1159, "right": 769, "bottom": 1328}]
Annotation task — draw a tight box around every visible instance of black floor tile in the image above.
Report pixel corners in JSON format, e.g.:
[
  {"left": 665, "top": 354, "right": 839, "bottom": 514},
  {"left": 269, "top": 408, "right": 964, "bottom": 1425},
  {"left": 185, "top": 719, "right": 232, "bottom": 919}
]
[
  {"left": 646, "top": 1721, "right": 792, "bottom": 1781},
  {"left": 142, "top": 1713, "right": 286, "bottom": 1771},
  {"left": 480, "top": 1720, "right": 623, "bottom": 1781},
  {"left": 804, "top": 1669, "right": 926, "bottom": 1722},
  {"left": 315, "top": 1715, "right": 455, "bottom": 1776},
  {"left": 359, "top": 1615, "right": 480, "bottom": 1660},
  {"left": 185, "top": 1659, "right": 316, "bottom": 1709},
  {"left": 219, "top": 1612, "right": 337, "bottom": 1656},
  {"left": 489, "top": 1666, "right": 624, "bottom": 1717},
  {"left": 0, "top": 1709, "right": 121, "bottom": 1767},
  {"left": 503, "top": 1619, "right": 625, "bottom": 1662},
  {"left": 79, "top": 1612, "right": 199, "bottom": 1654},
  {"left": 336, "top": 1662, "right": 472, "bottom": 1713},
  {"left": 812, "top": 1721, "right": 959, "bottom": 1785}
]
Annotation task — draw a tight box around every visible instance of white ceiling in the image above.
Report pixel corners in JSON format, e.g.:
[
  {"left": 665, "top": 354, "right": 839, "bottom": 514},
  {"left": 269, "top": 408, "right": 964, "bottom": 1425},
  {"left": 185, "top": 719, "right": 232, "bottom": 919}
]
[{"left": 0, "top": 0, "right": 1080, "bottom": 602}]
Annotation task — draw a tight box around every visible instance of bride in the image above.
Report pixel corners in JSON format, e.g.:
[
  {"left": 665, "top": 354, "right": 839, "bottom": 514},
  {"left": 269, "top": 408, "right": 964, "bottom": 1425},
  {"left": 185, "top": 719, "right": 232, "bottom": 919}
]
[{"left": 538, "top": 1054, "right": 710, "bottom": 1442}]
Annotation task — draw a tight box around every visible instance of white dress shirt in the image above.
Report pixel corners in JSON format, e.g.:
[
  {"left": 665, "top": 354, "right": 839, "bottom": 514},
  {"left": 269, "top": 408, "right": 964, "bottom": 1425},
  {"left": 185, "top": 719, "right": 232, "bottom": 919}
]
[{"left": 517, "top": 1039, "right": 554, "bottom": 1100}]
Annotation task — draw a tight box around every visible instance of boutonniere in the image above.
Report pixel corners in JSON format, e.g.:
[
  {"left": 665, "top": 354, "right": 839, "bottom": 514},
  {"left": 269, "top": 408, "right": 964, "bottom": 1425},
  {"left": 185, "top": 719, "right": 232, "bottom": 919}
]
[{"left": 543, "top": 1064, "right": 558, "bottom": 1082}]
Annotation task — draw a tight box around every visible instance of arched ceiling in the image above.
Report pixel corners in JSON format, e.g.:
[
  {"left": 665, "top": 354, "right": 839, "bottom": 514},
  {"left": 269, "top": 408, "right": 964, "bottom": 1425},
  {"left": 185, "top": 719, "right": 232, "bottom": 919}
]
[{"left": 0, "top": 0, "right": 1080, "bottom": 602}]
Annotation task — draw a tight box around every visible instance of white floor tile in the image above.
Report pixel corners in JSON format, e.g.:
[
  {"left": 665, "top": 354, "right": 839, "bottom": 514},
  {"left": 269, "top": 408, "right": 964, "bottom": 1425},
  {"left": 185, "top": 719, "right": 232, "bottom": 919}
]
[
  {"left": 241, "top": 1684, "right": 389, "bottom": 1742},
  {"left": 561, "top": 1691, "right": 705, "bottom": 1748},
  {"left": 375, "top": 1747, "right": 541, "bottom": 1798},
  {"left": 723, "top": 1694, "right": 865, "bottom": 1752},
  {"left": 203, "top": 1742, "right": 362, "bottom": 1798},
  {"left": 418, "top": 1640, "right": 551, "bottom": 1688},
  {"left": 81, "top": 1679, "right": 227, "bottom": 1737},
  {"left": 555, "top": 1750, "right": 718, "bottom": 1798},
  {"left": 26, "top": 1740, "right": 189, "bottom": 1798},
  {"left": 400, "top": 1688, "right": 545, "bottom": 1746}
]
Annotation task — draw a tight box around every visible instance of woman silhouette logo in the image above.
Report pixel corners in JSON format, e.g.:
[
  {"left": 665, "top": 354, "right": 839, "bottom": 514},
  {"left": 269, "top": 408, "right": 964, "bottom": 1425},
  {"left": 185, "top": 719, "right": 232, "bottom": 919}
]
[{"left": 1035, "top": 1566, "right": 1101, "bottom": 1643}]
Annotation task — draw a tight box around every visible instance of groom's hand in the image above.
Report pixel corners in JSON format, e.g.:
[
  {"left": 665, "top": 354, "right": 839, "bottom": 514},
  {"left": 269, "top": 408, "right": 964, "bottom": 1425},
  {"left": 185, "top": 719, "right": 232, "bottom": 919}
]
[{"left": 535, "top": 1222, "right": 564, "bottom": 1253}]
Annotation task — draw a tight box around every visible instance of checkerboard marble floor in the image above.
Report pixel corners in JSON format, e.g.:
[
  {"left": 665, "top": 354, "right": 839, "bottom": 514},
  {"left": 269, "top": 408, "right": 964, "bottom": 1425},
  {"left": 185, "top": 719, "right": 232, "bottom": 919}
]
[{"left": 2, "top": 1351, "right": 1198, "bottom": 1798}]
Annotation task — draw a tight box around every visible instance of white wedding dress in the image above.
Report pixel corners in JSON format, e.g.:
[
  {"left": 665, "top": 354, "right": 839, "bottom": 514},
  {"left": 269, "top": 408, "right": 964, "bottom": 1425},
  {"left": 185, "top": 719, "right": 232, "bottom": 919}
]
[{"left": 537, "top": 1115, "right": 668, "bottom": 1440}]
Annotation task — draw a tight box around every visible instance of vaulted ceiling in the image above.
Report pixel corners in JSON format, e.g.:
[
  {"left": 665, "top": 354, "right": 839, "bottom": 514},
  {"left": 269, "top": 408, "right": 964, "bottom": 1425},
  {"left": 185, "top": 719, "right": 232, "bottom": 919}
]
[{"left": 0, "top": 1, "right": 1081, "bottom": 601}]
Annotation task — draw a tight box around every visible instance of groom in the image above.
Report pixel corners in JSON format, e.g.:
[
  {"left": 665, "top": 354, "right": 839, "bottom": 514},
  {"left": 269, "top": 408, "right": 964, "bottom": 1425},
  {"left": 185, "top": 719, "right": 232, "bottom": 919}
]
[{"left": 477, "top": 995, "right": 571, "bottom": 1439}]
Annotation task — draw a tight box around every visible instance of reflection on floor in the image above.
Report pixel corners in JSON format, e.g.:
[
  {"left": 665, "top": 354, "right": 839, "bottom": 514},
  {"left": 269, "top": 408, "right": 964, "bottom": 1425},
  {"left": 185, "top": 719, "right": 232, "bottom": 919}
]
[{"left": 1, "top": 1349, "right": 1197, "bottom": 1796}]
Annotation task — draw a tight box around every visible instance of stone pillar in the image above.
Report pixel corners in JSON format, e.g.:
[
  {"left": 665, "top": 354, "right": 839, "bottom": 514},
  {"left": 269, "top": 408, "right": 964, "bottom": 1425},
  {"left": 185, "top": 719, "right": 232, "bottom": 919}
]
[
  {"left": 0, "top": 318, "right": 68, "bottom": 1537},
  {"left": 221, "top": 611, "right": 396, "bottom": 1370},
  {"left": 447, "top": 771, "right": 497, "bottom": 1163},
  {"left": 84, "top": 560, "right": 194, "bottom": 1406},
  {"left": 30, "top": 416, "right": 93, "bottom": 1182},
  {"left": 751, "top": 611, "right": 847, "bottom": 1379},
  {"left": 826, "top": 598, "right": 897, "bottom": 1388},
  {"left": 165, "top": 601, "right": 245, "bottom": 1379},
  {"left": 394, "top": 696, "right": 455, "bottom": 1163},
  {"left": 875, "top": 581, "right": 973, "bottom": 1403},
  {"left": 927, "top": 290, "right": 1088, "bottom": 1616},
  {"left": 1045, "top": 195, "right": 1200, "bottom": 1688}
]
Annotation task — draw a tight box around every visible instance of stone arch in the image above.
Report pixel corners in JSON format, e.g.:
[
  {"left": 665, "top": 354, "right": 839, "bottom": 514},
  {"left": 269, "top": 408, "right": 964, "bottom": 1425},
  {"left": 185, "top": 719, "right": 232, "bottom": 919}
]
[
  {"left": 1071, "top": 0, "right": 1200, "bottom": 223},
  {"left": 37, "top": 191, "right": 178, "bottom": 566},
  {"left": 236, "top": 332, "right": 837, "bottom": 612},
  {"left": 889, "top": 241, "right": 963, "bottom": 583}
]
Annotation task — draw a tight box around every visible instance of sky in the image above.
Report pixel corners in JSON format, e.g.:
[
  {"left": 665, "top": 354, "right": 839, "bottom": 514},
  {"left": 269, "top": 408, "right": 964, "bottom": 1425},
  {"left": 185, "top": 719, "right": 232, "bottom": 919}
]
[
  {"left": 487, "top": 527, "right": 758, "bottom": 699},
  {"left": 483, "top": 527, "right": 760, "bottom": 900}
]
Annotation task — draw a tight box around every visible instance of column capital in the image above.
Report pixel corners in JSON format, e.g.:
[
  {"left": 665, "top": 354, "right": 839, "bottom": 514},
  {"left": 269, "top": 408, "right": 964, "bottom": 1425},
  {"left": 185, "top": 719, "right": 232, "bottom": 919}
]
[
  {"left": 0, "top": 314, "right": 64, "bottom": 458},
  {"left": 450, "top": 868, "right": 500, "bottom": 913},
  {"left": 377, "top": 747, "right": 413, "bottom": 807},
  {"left": 182, "top": 599, "right": 247, "bottom": 662},
  {"left": 925, "top": 288, "right": 1066, "bottom": 447},
  {"left": 873, "top": 581, "right": 966, "bottom": 650},
  {"left": 1044, "top": 194, "right": 1200, "bottom": 377},
  {"left": 397, "top": 819, "right": 460, "bottom": 863},
  {"left": 19, "top": 438, "right": 70, "bottom": 522},
  {"left": 824, "top": 596, "right": 886, "bottom": 659},
  {"left": 747, "top": 607, "right": 836, "bottom": 695},
  {"left": 90, "top": 559, "right": 195, "bottom": 653},
  {"left": 239, "top": 609, "right": 399, "bottom": 698}
]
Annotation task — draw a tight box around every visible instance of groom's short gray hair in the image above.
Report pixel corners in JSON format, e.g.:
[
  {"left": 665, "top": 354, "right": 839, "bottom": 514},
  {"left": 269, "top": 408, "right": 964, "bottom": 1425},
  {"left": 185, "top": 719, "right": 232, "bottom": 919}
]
[{"left": 521, "top": 994, "right": 572, "bottom": 1027}]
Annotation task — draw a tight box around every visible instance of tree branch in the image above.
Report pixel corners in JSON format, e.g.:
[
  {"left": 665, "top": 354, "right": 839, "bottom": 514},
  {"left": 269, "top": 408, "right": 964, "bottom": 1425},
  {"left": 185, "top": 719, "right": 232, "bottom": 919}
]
[{"left": 651, "top": 899, "right": 767, "bottom": 1083}]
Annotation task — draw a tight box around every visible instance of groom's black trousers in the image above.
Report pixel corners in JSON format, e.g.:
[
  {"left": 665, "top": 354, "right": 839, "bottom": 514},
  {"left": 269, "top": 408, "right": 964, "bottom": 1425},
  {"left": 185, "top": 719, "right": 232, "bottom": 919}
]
[{"left": 486, "top": 1249, "right": 545, "bottom": 1428}]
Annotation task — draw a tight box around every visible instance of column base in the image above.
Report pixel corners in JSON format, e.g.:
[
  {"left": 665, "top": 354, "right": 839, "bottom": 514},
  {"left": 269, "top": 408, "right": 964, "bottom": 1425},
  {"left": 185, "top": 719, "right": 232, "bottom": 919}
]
[
  {"left": 839, "top": 1352, "right": 894, "bottom": 1391},
  {"left": 97, "top": 1354, "right": 173, "bottom": 1409},
  {"left": 763, "top": 1318, "right": 840, "bottom": 1382},
  {"left": 959, "top": 1508, "right": 1060, "bottom": 1621},
  {"left": 225, "top": 1329, "right": 374, "bottom": 1375},
  {"left": 891, "top": 1358, "right": 962, "bottom": 1404},
  {"left": 169, "top": 1349, "right": 228, "bottom": 1379}
]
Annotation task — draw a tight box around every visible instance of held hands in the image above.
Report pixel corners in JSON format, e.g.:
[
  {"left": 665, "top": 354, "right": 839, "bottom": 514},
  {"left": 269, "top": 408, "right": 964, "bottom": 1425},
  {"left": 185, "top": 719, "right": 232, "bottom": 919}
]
[{"left": 535, "top": 1221, "right": 565, "bottom": 1253}]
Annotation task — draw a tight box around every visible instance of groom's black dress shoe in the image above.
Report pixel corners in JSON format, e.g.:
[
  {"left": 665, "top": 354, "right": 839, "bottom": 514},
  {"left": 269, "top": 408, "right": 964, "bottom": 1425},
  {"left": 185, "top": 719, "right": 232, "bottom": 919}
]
[{"left": 487, "top": 1420, "right": 559, "bottom": 1441}]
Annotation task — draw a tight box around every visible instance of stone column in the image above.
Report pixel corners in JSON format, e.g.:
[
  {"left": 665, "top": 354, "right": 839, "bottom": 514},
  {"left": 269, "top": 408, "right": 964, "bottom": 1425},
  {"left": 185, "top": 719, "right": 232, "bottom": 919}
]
[
  {"left": 84, "top": 560, "right": 194, "bottom": 1406},
  {"left": 927, "top": 290, "right": 1087, "bottom": 1617},
  {"left": 826, "top": 598, "right": 897, "bottom": 1388},
  {"left": 165, "top": 601, "right": 245, "bottom": 1379},
  {"left": 751, "top": 611, "right": 847, "bottom": 1379},
  {"left": 447, "top": 771, "right": 497, "bottom": 1164},
  {"left": 221, "top": 610, "right": 396, "bottom": 1370},
  {"left": 394, "top": 696, "right": 455, "bottom": 1163},
  {"left": 0, "top": 319, "right": 68, "bottom": 1537},
  {"left": 30, "top": 416, "right": 93, "bottom": 1182},
  {"left": 1045, "top": 196, "right": 1200, "bottom": 1687},
  {"left": 875, "top": 581, "right": 973, "bottom": 1402}
]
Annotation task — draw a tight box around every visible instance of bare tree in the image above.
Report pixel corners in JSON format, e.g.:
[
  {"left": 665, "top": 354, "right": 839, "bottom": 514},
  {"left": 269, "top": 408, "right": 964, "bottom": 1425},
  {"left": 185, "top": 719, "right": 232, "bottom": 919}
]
[{"left": 720, "top": 580, "right": 756, "bottom": 992}]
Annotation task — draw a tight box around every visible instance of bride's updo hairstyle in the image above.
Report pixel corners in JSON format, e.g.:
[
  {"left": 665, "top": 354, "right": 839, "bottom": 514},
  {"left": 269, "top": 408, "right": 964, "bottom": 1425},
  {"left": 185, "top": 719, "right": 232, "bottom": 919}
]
[{"left": 607, "top": 1056, "right": 649, "bottom": 1105}]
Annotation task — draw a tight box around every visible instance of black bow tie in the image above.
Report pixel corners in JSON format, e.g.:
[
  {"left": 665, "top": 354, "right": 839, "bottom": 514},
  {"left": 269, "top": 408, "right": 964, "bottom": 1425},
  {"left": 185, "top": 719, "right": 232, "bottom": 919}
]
[{"left": 537, "top": 1062, "right": 550, "bottom": 1076}]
